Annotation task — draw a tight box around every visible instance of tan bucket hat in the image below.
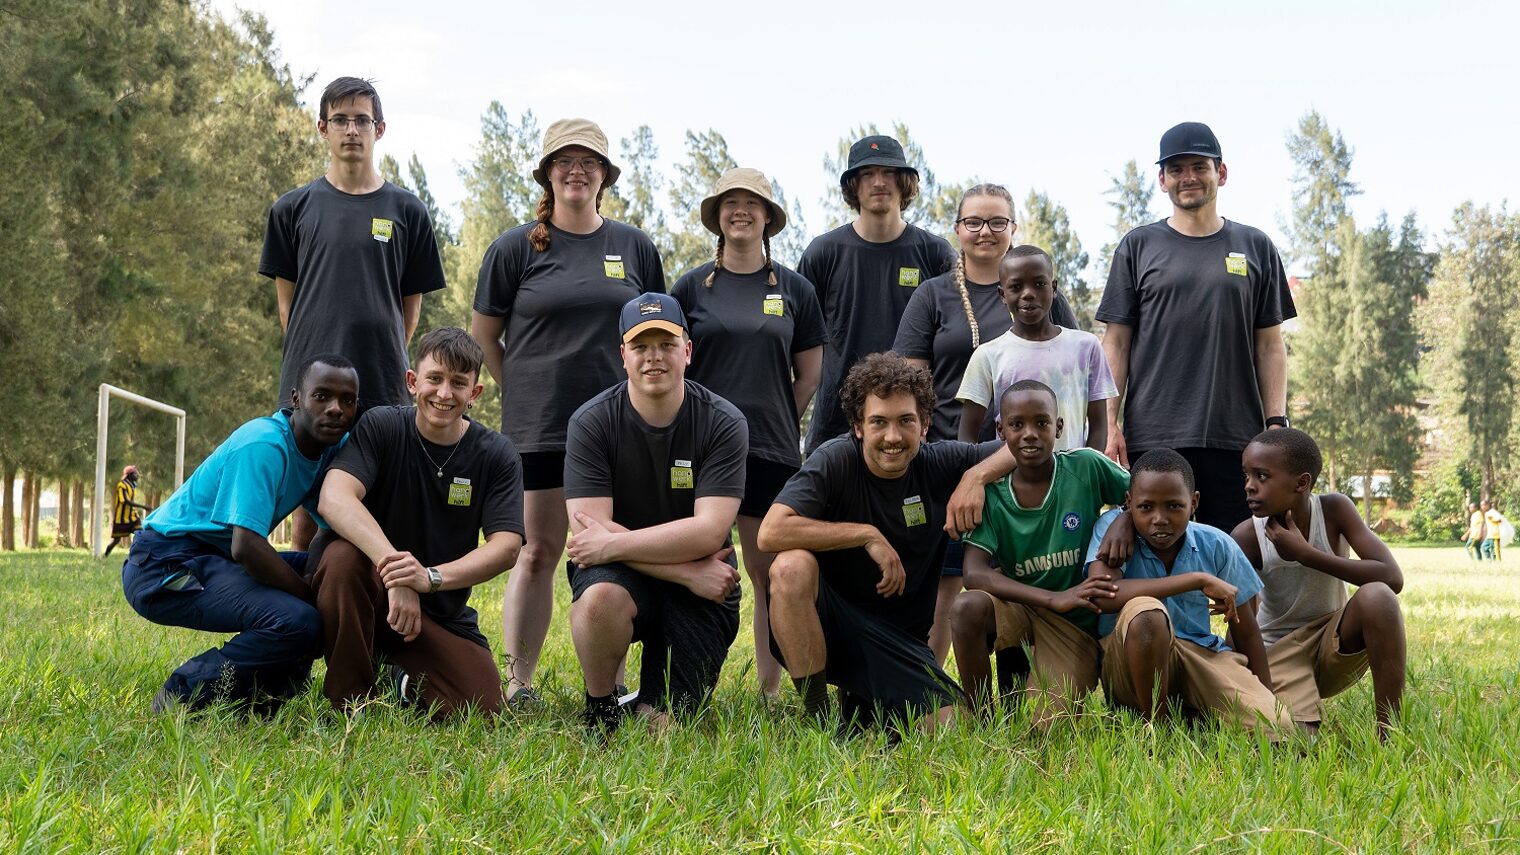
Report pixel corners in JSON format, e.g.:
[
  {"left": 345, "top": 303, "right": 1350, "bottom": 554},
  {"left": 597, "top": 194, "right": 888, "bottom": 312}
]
[
  {"left": 532, "top": 118, "right": 621, "bottom": 189},
  {"left": 700, "top": 168, "right": 787, "bottom": 238}
]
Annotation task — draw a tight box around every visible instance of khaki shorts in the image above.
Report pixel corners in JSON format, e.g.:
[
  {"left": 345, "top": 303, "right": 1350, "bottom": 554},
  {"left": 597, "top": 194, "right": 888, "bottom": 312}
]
[
  {"left": 1266, "top": 604, "right": 1370, "bottom": 722},
  {"left": 1100, "top": 597, "right": 1292, "bottom": 734},
  {"left": 973, "top": 590, "right": 1099, "bottom": 721}
]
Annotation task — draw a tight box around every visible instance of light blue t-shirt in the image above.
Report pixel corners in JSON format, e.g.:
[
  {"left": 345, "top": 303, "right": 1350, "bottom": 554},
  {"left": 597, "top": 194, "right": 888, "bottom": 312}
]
[
  {"left": 1084, "top": 508, "right": 1263, "bottom": 651},
  {"left": 145, "top": 412, "right": 339, "bottom": 554}
]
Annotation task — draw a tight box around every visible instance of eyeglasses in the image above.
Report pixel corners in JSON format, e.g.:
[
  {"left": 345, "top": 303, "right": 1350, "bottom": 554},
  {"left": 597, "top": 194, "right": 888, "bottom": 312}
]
[
  {"left": 325, "top": 115, "right": 377, "bottom": 131},
  {"left": 551, "top": 156, "right": 605, "bottom": 173},
  {"left": 957, "top": 217, "right": 1013, "bottom": 233}
]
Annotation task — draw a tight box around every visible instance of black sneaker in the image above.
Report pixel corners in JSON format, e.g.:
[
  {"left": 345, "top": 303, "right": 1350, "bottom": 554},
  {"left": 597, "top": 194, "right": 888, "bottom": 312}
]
[
  {"left": 583, "top": 693, "right": 627, "bottom": 733},
  {"left": 150, "top": 687, "right": 179, "bottom": 714},
  {"left": 506, "top": 686, "right": 547, "bottom": 714},
  {"left": 381, "top": 663, "right": 414, "bottom": 709}
]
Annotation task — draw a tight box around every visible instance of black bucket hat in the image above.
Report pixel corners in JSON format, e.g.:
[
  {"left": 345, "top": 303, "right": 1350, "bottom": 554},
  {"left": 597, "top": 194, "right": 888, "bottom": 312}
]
[{"left": 840, "top": 135, "right": 917, "bottom": 185}]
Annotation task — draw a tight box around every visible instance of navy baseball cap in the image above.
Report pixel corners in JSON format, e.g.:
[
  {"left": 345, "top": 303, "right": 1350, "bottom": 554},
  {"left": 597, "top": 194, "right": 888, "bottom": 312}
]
[
  {"left": 619, "top": 293, "right": 688, "bottom": 343},
  {"left": 1157, "top": 122, "right": 1223, "bottom": 164}
]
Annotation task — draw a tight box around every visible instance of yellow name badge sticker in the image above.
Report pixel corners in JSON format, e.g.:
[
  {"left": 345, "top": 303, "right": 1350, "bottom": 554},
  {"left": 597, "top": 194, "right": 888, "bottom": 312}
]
[
  {"left": 448, "top": 477, "right": 472, "bottom": 507},
  {"left": 671, "top": 458, "right": 695, "bottom": 489},
  {"left": 371, "top": 218, "right": 393, "bottom": 243},
  {"left": 1225, "top": 253, "right": 1249, "bottom": 277},
  {"left": 763, "top": 294, "right": 784, "bottom": 317},
  {"left": 903, "top": 495, "right": 927, "bottom": 527},
  {"left": 604, "top": 254, "right": 626, "bottom": 280},
  {"left": 898, "top": 267, "right": 921, "bottom": 288}
]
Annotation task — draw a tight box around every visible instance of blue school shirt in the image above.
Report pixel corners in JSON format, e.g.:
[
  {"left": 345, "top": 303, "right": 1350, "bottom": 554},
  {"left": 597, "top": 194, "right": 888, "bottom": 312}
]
[
  {"left": 1084, "top": 508, "right": 1263, "bottom": 651},
  {"left": 144, "top": 412, "right": 339, "bottom": 555}
]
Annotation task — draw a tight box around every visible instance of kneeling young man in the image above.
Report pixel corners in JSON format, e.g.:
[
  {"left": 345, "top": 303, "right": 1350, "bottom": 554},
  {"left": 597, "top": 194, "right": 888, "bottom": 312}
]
[
  {"left": 315, "top": 328, "right": 524, "bottom": 718},
  {"left": 952, "top": 380, "right": 1132, "bottom": 724},
  {"left": 564, "top": 294, "right": 748, "bottom": 730},
  {"left": 121, "top": 355, "right": 358, "bottom": 712},
  {"left": 1232, "top": 428, "right": 1405, "bottom": 739},
  {"left": 1089, "top": 449, "right": 1292, "bottom": 736},
  {"left": 760, "top": 353, "right": 1013, "bottom": 731}
]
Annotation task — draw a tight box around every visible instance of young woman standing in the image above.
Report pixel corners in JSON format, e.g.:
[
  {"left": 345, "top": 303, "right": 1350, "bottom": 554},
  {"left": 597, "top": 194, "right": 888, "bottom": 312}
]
[
  {"left": 471, "top": 119, "right": 665, "bottom": 706},
  {"left": 671, "top": 168, "right": 825, "bottom": 699}
]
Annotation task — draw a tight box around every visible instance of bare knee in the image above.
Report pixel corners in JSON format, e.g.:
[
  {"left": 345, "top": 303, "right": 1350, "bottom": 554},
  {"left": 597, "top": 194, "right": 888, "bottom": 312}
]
[
  {"left": 769, "top": 551, "right": 818, "bottom": 602},
  {"left": 572, "top": 582, "right": 636, "bottom": 629},
  {"left": 1127, "top": 610, "right": 1171, "bottom": 654},
  {"left": 949, "top": 591, "right": 994, "bottom": 638}
]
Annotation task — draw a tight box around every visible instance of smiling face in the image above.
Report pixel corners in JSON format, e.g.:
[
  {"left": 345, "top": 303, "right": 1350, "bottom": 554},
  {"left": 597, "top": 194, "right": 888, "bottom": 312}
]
[
  {"left": 998, "top": 388, "right": 1062, "bottom": 469},
  {"left": 854, "top": 391, "right": 927, "bottom": 479},
  {"left": 407, "top": 354, "right": 482, "bottom": 435},
  {"left": 1241, "top": 440, "right": 1310, "bottom": 518},
  {"left": 1127, "top": 469, "right": 1198, "bottom": 556},
  {"left": 318, "top": 95, "right": 384, "bottom": 166},
  {"left": 290, "top": 362, "right": 359, "bottom": 450},
  {"left": 548, "top": 144, "right": 606, "bottom": 208},
  {"left": 718, "top": 189, "right": 771, "bottom": 245},
  {"left": 1159, "top": 155, "right": 1226, "bottom": 213},
  {"left": 621, "top": 328, "right": 691, "bottom": 399},
  {"left": 954, "top": 194, "right": 1016, "bottom": 268},
  {"left": 998, "top": 253, "right": 1056, "bottom": 330}
]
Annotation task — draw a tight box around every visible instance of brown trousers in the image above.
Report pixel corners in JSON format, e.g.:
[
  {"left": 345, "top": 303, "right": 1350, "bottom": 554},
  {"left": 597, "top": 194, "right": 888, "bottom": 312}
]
[{"left": 312, "top": 538, "right": 503, "bottom": 719}]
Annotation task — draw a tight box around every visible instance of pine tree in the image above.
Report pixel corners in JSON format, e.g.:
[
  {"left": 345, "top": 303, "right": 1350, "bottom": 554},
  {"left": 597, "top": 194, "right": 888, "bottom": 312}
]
[{"left": 1019, "top": 190, "right": 1091, "bottom": 328}]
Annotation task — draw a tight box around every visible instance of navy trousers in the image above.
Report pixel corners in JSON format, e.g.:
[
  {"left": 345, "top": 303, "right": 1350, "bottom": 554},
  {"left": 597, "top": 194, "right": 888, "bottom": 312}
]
[{"left": 122, "top": 529, "right": 320, "bottom": 710}]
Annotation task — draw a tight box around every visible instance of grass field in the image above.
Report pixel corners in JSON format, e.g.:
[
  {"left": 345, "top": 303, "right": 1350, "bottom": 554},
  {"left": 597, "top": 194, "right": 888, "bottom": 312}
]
[{"left": 2, "top": 545, "right": 1517, "bottom": 852}]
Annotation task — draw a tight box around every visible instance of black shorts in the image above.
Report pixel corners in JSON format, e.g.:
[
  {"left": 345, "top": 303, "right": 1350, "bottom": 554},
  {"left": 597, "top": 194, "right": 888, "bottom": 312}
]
[
  {"left": 769, "top": 581, "right": 962, "bottom": 727},
  {"left": 567, "top": 561, "right": 740, "bottom": 714},
  {"left": 739, "top": 456, "right": 800, "bottom": 518},
  {"left": 520, "top": 451, "right": 566, "bottom": 492},
  {"left": 940, "top": 538, "right": 965, "bottom": 578},
  {"left": 1131, "top": 446, "right": 1248, "bottom": 533}
]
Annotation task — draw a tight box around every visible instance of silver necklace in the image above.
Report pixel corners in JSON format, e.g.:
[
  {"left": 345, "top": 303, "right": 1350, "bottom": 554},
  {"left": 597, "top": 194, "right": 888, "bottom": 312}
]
[{"left": 415, "top": 421, "right": 465, "bottom": 478}]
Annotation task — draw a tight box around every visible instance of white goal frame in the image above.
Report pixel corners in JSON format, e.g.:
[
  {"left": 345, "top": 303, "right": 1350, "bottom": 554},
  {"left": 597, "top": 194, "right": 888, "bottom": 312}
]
[{"left": 93, "top": 384, "right": 186, "bottom": 557}]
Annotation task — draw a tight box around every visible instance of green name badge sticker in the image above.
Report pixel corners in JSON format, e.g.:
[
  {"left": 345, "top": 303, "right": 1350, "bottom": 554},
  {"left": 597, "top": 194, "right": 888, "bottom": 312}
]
[
  {"left": 763, "top": 295, "right": 784, "bottom": 317},
  {"left": 371, "top": 218, "right": 393, "bottom": 243},
  {"left": 1225, "top": 253, "right": 1248, "bottom": 277},
  {"left": 604, "top": 255, "right": 626, "bottom": 279},
  {"left": 898, "top": 267, "right": 921, "bottom": 288},
  {"left": 448, "top": 478, "right": 472, "bottom": 507},
  {"left": 671, "top": 458, "right": 694, "bottom": 490},
  {"left": 902, "top": 494, "right": 927, "bottom": 527}
]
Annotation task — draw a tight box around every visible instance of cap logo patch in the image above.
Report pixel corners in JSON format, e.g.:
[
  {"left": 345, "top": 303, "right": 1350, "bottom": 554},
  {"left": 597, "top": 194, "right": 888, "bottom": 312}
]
[
  {"left": 639, "top": 301, "right": 661, "bottom": 315},
  {"left": 870, "top": 143, "right": 879, "bottom": 150}
]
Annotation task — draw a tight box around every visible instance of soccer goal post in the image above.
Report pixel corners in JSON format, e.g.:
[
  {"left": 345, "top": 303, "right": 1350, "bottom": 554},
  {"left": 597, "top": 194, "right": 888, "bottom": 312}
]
[{"left": 93, "top": 384, "right": 186, "bottom": 558}]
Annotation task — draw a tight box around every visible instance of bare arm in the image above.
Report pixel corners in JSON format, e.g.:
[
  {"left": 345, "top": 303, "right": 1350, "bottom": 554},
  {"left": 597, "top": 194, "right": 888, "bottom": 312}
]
[
  {"left": 402, "top": 293, "right": 422, "bottom": 344},
  {"left": 1100, "top": 322, "right": 1132, "bottom": 465},
  {"left": 230, "top": 525, "right": 310, "bottom": 601},
  {"left": 469, "top": 311, "right": 507, "bottom": 386},
  {"left": 903, "top": 357, "right": 930, "bottom": 372},
  {"left": 791, "top": 346, "right": 823, "bottom": 418},
  {"left": 1254, "top": 324, "right": 1288, "bottom": 421},
  {"left": 957, "top": 402, "right": 988, "bottom": 443},
  {"left": 1265, "top": 494, "right": 1404, "bottom": 592},
  {"left": 275, "top": 277, "right": 296, "bottom": 334},
  {"left": 964, "top": 545, "right": 1116, "bottom": 613},
  {"left": 565, "top": 496, "right": 739, "bottom": 601},
  {"left": 318, "top": 470, "right": 396, "bottom": 565},
  {"left": 945, "top": 443, "right": 1017, "bottom": 537},
  {"left": 1084, "top": 399, "right": 1108, "bottom": 452},
  {"left": 758, "top": 503, "right": 906, "bottom": 597},
  {"left": 1230, "top": 596, "right": 1273, "bottom": 690},
  {"left": 566, "top": 495, "right": 738, "bottom": 566}
]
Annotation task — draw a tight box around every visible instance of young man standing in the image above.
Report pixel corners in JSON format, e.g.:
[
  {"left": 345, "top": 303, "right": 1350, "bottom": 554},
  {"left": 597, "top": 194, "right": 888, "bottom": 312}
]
[
  {"left": 260, "top": 76, "right": 448, "bottom": 547},
  {"left": 121, "top": 355, "right": 358, "bottom": 712},
  {"left": 563, "top": 293, "right": 748, "bottom": 730},
  {"left": 1098, "top": 121, "right": 1296, "bottom": 532},
  {"left": 760, "top": 353, "right": 1013, "bottom": 730},
  {"left": 801, "top": 136, "right": 956, "bottom": 453},
  {"left": 103, "top": 465, "right": 151, "bottom": 558},
  {"left": 314, "top": 328, "right": 524, "bottom": 719}
]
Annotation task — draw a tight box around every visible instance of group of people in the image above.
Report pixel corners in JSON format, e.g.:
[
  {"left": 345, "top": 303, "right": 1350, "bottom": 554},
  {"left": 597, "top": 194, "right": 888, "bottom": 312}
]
[
  {"left": 1463, "top": 500, "right": 1509, "bottom": 561},
  {"left": 116, "top": 76, "right": 1409, "bottom": 739}
]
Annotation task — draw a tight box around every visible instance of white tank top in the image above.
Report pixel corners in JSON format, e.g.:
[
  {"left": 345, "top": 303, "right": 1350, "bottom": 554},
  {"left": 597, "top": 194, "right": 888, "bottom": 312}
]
[{"left": 1253, "top": 494, "right": 1349, "bottom": 645}]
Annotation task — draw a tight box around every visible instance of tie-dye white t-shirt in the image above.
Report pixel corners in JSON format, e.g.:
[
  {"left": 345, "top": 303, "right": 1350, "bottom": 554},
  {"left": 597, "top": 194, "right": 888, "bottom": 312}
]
[{"left": 955, "top": 327, "right": 1117, "bottom": 450}]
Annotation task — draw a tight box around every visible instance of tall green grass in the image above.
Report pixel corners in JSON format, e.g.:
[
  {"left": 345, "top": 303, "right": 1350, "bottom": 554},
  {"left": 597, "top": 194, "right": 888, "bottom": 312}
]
[{"left": 2, "top": 548, "right": 1516, "bottom": 851}]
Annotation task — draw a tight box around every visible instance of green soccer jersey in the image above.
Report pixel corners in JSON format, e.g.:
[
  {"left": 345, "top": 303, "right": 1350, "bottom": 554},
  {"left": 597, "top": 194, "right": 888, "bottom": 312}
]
[{"left": 963, "top": 448, "right": 1130, "bottom": 634}]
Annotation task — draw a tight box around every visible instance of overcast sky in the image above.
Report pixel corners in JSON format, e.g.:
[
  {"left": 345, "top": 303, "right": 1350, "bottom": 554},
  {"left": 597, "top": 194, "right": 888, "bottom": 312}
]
[{"left": 209, "top": 0, "right": 1518, "bottom": 276}]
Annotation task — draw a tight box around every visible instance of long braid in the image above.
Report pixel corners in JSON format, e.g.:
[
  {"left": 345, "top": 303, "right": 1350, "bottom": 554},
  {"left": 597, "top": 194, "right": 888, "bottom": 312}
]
[
  {"left": 528, "top": 189, "right": 554, "bottom": 252},
  {"left": 954, "top": 252, "right": 980, "bottom": 349},
  {"left": 704, "top": 235, "right": 726, "bottom": 287},
  {"left": 763, "top": 233, "right": 777, "bottom": 286}
]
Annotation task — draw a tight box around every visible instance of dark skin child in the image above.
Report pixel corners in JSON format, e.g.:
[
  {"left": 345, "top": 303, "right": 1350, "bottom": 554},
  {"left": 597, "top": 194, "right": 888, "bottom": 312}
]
[
  {"left": 957, "top": 253, "right": 1107, "bottom": 450},
  {"left": 1231, "top": 439, "right": 1405, "bottom": 739}
]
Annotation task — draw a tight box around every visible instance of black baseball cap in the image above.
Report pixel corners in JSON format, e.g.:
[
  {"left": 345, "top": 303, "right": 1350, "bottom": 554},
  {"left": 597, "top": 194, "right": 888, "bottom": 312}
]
[
  {"left": 1157, "top": 122, "right": 1223, "bottom": 164},
  {"left": 841, "top": 134, "right": 917, "bottom": 182},
  {"left": 619, "top": 293, "right": 688, "bottom": 343}
]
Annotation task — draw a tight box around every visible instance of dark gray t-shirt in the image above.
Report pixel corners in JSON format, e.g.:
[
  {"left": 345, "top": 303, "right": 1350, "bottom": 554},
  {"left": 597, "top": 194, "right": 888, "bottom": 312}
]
[
  {"left": 564, "top": 380, "right": 748, "bottom": 534},
  {"left": 331, "top": 406, "right": 524, "bottom": 647},
  {"left": 1097, "top": 219, "right": 1295, "bottom": 451},
  {"left": 672, "top": 263, "right": 827, "bottom": 466},
  {"left": 473, "top": 220, "right": 665, "bottom": 453},
  {"left": 798, "top": 223, "right": 956, "bottom": 453},
  {"left": 891, "top": 272, "right": 1010, "bottom": 441},
  {"left": 260, "top": 178, "right": 447, "bottom": 409},
  {"left": 773, "top": 436, "right": 999, "bottom": 641}
]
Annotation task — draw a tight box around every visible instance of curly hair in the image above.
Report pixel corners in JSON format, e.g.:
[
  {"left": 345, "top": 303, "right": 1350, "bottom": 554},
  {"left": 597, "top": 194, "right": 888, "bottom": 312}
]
[
  {"left": 839, "top": 352, "right": 935, "bottom": 429},
  {"left": 841, "top": 169, "right": 920, "bottom": 213}
]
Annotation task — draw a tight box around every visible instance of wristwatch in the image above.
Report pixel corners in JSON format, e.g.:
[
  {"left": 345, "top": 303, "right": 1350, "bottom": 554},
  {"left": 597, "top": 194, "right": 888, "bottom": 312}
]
[
  {"left": 427, "top": 566, "right": 442, "bottom": 593},
  {"left": 1265, "top": 416, "right": 1290, "bottom": 429}
]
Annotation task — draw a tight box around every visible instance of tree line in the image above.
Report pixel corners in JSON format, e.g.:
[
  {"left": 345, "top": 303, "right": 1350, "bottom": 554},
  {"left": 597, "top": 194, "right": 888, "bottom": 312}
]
[{"left": 1, "top": 2, "right": 1515, "bottom": 548}]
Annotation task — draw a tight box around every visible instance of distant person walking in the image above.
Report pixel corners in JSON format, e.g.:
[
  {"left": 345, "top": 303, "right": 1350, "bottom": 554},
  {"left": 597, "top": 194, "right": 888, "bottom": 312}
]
[
  {"left": 471, "top": 118, "right": 665, "bottom": 707},
  {"left": 1461, "top": 501, "right": 1486, "bottom": 561},
  {"left": 672, "top": 168, "right": 825, "bottom": 699},
  {"left": 103, "top": 465, "right": 150, "bottom": 558},
  {"left": 1481, "top": 499, "right": 1508, "bottom": 561}
]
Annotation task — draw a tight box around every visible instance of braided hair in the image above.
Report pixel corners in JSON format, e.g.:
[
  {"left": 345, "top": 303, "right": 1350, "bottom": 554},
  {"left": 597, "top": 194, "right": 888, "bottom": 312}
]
[
  {"left": 953, "top": 183, "right": 1016, "bottom": 349},
  {"left": 527, "top": 168, "right": 608, "bottom": 253},
  {"left": 705, "top": 210, "right": 780, "bottom": 288}
]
